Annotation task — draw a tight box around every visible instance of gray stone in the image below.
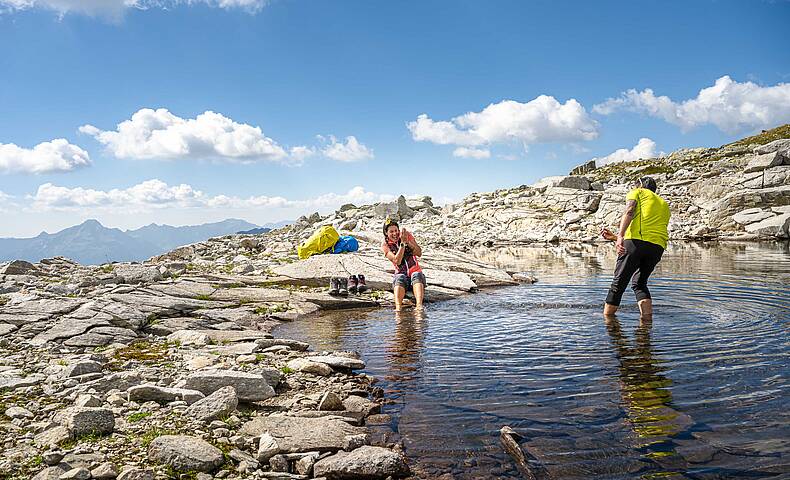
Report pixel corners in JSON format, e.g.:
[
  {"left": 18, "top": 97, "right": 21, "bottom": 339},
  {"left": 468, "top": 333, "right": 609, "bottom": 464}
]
[
  {"left": 63, "top": 360, "right": 103, "bottom": 378},
  {"left": 42, "top": 450, "right": 65, "bottom": 465},
  {"left": 533, "top": 175, "right": 591, "bottom": 190},
  {"left": 240, "top": 416, "right": 367, "bottom": 453},
  {"left": 732, "top": 208, "right": 774, "bottom": 225},
  {"left": 148, "top": 435, "right": 225, "bottom": 473},
  {"left": 127, "top": 384, "right": 205, "bottom": 405},
  {"left": 287, "top": 358, "right": 333, "bottom": 377},
  {"left": 35, "top": 426, "right": 70, "bottom": 447},
  {"left": 295, "top": 453, "right": 319, "bottom": 476},
  {"left": 75, "top": 394, "right": 103, "bottom": 408},
  {"left": 342, "top": 396, "right": 380, "bottom": 416},
  {"left": 184, "top": 386, "right": 238, "bottom": 421},
  {"left": 1, "top": 260, "right": 38, "bottom": 275},
  {"left": 318, "top": 391, "right": 344, "bottom": 411},
  {"left": 305, "top": 355, "right": 365, "bottom": 370},
  {"left": 313, "top": 446, "right": 410, "bottom": 479},
  {"left": 59, "top": 467, "right": 91, "bottom": 480},
  {"left": 32, "top": 466, "right": 69, "bottom": 480},
  {"left": 167, "top": 330, "right": 211, "bottom": 346},
  {"left": 181, "top": 369, "right": 276, "bottom": 401},
  {"left": 58, "top": 407, "right": 115, "bottom": 437},
  {"left": 255, "top": 338, "right": 310, "bottom": 351},
  {"left": 257, "top": 432, "right": 280, "bottom": 462},
  {"left": 91, "top": 462, "right": 119, "bottom": 479},
  {"left": 754, "top": 138, "right": 790, "bottom": 157},
  {"left": 116, "top": 468, "right": 155, "bottom": 480},
  {"left": 111, "top": 264, "right": 162, "bottom": 284},
  {"left": 744, "top": 213, "right": 790, "bottom": 238},
  {"left": 5, "top": 405, "right": 34, "bottom": 419},
  {"left": 744, "top": 151, "right": 783, "bottom": 173}
]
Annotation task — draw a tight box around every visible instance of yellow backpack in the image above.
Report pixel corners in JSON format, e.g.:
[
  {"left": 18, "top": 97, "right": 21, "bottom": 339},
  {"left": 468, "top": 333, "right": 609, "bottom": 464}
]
[{"left": 297, "top": 225, "right": 340, "bottom": 259}]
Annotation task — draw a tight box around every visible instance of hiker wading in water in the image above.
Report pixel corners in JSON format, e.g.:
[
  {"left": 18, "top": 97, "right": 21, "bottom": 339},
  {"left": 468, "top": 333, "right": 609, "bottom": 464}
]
[
  {"left": 601, "top": 176, "right": 670, "bottom": 320},
  {"left": 382, "top": 218, "right": 426, "bottom": 311}
]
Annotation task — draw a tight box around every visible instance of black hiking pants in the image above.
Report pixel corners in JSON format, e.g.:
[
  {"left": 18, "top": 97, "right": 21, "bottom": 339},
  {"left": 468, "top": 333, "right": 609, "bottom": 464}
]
[{"left": 605, "top": 239, "right": 664, "bottom": 306}]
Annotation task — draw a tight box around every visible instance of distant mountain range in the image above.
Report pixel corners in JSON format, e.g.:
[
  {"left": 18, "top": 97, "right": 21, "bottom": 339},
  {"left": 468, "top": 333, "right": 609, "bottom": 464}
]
[{"left": 0, "top": 218, "right": 275, "bottom": 265}]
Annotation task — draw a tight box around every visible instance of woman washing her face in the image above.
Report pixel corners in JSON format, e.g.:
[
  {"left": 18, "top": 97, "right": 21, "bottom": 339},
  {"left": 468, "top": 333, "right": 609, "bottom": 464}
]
[{"left": 381, "top": 218, "right": 426, "bottom": 311}]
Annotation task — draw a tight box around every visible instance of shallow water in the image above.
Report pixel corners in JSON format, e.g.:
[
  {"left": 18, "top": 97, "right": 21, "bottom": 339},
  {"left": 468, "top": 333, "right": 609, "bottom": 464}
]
[{"left": 276, "top": 242, "right": 790, "bottom": 479}]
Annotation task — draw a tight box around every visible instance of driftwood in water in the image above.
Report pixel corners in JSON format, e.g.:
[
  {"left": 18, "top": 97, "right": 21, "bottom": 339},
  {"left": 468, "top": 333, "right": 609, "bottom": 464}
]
[{"left": 500, "top": 426, "right": 551, "bottom": 480}]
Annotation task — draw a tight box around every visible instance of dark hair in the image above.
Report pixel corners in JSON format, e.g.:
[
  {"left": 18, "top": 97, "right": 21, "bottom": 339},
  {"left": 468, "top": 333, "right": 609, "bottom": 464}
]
[
  {"left": 635, "top": 176, "right": 657, "bottom": 192},
  {"left": 383, "top": 218, "right": 399, "bottom": 237}
]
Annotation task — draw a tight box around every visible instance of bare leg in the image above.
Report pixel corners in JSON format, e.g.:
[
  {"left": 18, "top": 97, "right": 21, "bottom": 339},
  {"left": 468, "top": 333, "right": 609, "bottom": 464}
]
[
  {"left": 413, "top": 282, "right": 425, "bottom": 309},
  {"left": 393, "top": 286, "right": 406, "bottom": 311},
  {"left": 638, "top": 299, "right": 653, "bottom": 321},
  {"left": 603, "top": 303, "right": 619, "bottom": 317}
]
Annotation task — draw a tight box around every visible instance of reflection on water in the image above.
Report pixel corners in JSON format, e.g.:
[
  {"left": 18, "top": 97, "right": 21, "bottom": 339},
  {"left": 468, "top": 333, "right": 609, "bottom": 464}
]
[{"left": 276, "top": 243, "right": 790, "bottom": 479}]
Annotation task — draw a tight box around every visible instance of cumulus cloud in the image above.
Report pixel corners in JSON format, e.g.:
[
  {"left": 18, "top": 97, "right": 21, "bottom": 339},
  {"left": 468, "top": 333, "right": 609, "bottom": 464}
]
[
  {"left": 30, "top": 179, "right": 394, "bottom": 213},
  {"left": 0, "top": 139, "right": 91, "bottom": 174},
  {"left": 320, "top": 135, "right": 374, "bottom": 162},
  {"left": 452, "top": 147, "right": 491, "bottom": 159},
  {"left": 0, "top": 0, "right": 267, "bottom": 18},
  {"left": 593, "top": 76, "right": 790, "bottom": 134},
  {"left": 593, "top": 138, "right": 664, "bottom": 167},
  {"left": 408, "top": 96, "right": 599, "bottom": 150},
  {"left": 80, "top": 108, "right": 306, "bottom": 164}
]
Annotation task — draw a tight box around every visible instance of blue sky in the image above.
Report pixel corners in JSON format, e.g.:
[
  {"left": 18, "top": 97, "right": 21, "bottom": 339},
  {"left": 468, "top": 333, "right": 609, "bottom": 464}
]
[{"left": 1, "top": 0, "right": 789, "bottom": 237}]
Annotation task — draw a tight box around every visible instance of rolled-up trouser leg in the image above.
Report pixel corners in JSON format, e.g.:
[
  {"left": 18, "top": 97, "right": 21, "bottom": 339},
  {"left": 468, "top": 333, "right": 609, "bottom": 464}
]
[{"left": 605, "top": 240, "right": 641, "bottom": 306}]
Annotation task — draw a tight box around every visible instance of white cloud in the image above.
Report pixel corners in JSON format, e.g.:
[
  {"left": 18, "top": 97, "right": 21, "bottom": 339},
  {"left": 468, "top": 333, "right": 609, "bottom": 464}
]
[
  {"left": 320, "top": 135, "right": 374, "bottom": 162},
  {"left": 593, "top": 138, "right": 664, "bottom": 167},
  {"left": 0, "top": 0, "right": 267, "bottom": 18},
  {"left": 80, "top": 108, "right": 305, "bottom": 165},
  {"left": 593, "top": 76, "right": 790, "bottom": 134},
  {"left": 0, "top": 139, "right": 91, "bottom": 174},
  {"left": 452, "top": 147, "right": 490, "bottom": 159},
  {"left": 29, "top": 179, "right": 395, "bottom": 214},
  {"left": 408, "top": 96, "right": 600, "bottom": 150}
]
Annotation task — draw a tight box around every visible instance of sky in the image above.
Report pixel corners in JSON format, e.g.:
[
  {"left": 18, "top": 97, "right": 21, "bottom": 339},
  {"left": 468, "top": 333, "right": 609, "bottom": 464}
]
[{"left": 1, "top": 0, "right": 789, "bottom": 238}]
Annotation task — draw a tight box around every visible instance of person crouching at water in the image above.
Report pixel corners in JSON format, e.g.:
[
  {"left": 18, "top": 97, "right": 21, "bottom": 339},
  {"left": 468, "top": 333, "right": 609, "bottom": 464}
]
[
  {"left": 600, "top": 176, "right": 670, "bottom": 320},
  {"left": 381, "top": 218, "right": 426, "bottom": 311}
]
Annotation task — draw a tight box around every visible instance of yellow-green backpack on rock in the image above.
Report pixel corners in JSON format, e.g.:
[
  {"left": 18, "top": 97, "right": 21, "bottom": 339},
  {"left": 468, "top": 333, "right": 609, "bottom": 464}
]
[{"left": 297, "top": 225, "right": 340, "bottom": 259}]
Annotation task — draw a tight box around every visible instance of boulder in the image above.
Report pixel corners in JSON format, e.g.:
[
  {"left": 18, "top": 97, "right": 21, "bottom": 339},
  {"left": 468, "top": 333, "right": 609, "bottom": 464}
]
[
  {"left": 127, "top": 384, "right": 205, "bottom": 404},
  {"left": 58, "top": 407, "right": 114, "bottom": 437},
  {"left": 754, "top": 138, "right": 790, "bottom": 157},
  {"left": 305, "top": 355, "right": 365, "bottom": 370},
  {"left": 372, "top": 195, "right": 414, "bottom": 221},
  {"left": 181, "top": 369, "right": 276, "bottom": 401},
  {"left": 732, "top": 208, "right": 774, "bottom": 225},
  {"left": 31, "top": 466, "right": 69, "bottom": 480},
  {"left": 287, "top": 358, "right": 333, "bottom": 377},
  {"left": 184, "top": 386, "right": 238, "bottom": 421},
  {"left": 59, "top": 467, "right": 91, "bottom": 480},
  {"left": 34, "top": 426, "right": 70, "bottom": 447},
  {"left": 239, "top": 415, "right": 367, "bottom": 453},
  {"left": 532, "top": 175, "right": 591, "bottom": 191},
  {"left": 116, "top": 468, "right": 154, "bottom": 480},
  {"left": 111, "top": 264, "right": 162, "bottom": 284},
  {"left": 744, "top": 151, "right": 783, "bottom": 173},
  {"left": 1, "top": 260, "right": 38, "bottom": 275},
  {"left": 744, "top": 213, "right": 790, "bottom": 238},
  {"left": 167, "top": 330, "right": 211, "bottom": 346},
  {"left": 62, "top": 360, "right": 103, "bottom": 378},
  {"left": 90, "top": 462, "right": 118, "bottom": 480},
  {"left": 318, "top": 391, "right": 344, "bottom": 411},
  {"left": 257, "top": 432, "right": 280, "bottom": 462},
  {"left": 569, "top": 160, "right": 597, "bottom": 176},
  {"left": 148, "top": 435, "right": 224, "bottom": 473},
  {"left": 313, "top": 446, "right": 410, "bottom": 479}
]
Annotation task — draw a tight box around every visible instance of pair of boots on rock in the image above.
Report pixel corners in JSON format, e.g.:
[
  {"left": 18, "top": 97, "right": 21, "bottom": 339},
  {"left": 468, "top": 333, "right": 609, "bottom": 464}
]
[{"left": 329, "top": 275, "right": 367, "bottom": 296}]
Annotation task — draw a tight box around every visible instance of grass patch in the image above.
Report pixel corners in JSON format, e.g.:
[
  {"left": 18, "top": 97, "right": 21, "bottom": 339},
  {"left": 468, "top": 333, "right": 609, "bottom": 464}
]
[
  {"left": 280, "top": 366, "right": 294, "bottom": 374},
  {"left": 100, "top": 264, "right": 115, "bottom": 274},
  {"left": 107, "top": 340, "right": 176, "bottom": 370},
  {"left": 0, "top": 295, "right": 8, "bottom": 306},
  {"left": 254, "top": 303, "right": 288, "bottom": 316},
  {"left": 195, "top": 294, "right": 213, "bottom": 301},
  {"left": 127, "top": 411, "right": 152, "bottom": 423},
  {"left": 730, "top": 123, "right": 790, "bottom": 147}
]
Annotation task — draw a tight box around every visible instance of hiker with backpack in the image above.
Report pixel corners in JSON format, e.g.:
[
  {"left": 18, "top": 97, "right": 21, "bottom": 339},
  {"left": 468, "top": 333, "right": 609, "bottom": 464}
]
[{"left": 382, "top": 218, "right": 426, "bottom": 311}]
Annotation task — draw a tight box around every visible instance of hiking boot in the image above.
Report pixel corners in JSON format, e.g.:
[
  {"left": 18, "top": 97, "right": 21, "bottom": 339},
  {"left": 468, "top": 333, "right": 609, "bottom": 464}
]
[
  {"left": 348, "top": 275, "right": 358, "bottom": 294},
  {"left": 338, "top": 277, "right": 348, "bottom": 296},
  {"left": 357, "top": 274, "right": 368, "bottom": 293},
  {"left": 328, "top": 277, "right": 340, "bottom": 296}
]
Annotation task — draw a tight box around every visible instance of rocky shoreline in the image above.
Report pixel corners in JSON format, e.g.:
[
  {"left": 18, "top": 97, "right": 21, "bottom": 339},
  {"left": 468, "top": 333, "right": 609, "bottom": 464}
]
[{"left": 1, "top": 126, "right": 789, "bottom": 479}]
